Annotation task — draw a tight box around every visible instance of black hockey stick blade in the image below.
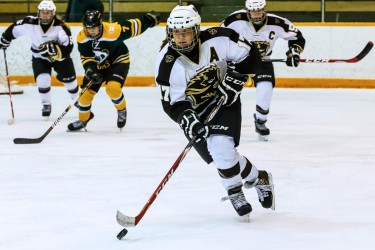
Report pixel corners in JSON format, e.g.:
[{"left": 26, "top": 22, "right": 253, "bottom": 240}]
[
  {"left": 13, "top": 105, "right": 72, "bottom": 144},
  {"left": 13, "top": 133, "right": 49, "bottom": 144},
  {"left": 351, "top": 41, "right": 374, "bottom": 62},
  {"left": 13, "top": 81, "right": 93, "bottom": 145}
]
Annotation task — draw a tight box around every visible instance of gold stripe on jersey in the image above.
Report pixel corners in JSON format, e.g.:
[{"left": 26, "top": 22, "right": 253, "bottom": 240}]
[
  {"left": 80, "top": 56, "right": 96, "bottom": 66},
  {"left": 113, "top": 53, "right": 130, "bottom": 64},
  {"left": 129, "top": 19, "right": 142, "bottom": 36}
]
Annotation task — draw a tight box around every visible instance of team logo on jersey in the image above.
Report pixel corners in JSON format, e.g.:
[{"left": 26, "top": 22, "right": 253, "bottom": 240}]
[
  {"left": 207, "top": 29, "right": 217, "bottom": 36},
  {"left": 165, "top": 55, "right": 174, "bottom": 63},
  {"left": 94, "top": 49, "right": 110, "bottom": 65},
  {"left": 254, "top": 41, "right": 270, "bottom": 58},
  {"left": 236, "top": 14, "right": 242, "bottom": 19},
  {"left": 185, "top": 65, "right": 220, "bottom": 107}
]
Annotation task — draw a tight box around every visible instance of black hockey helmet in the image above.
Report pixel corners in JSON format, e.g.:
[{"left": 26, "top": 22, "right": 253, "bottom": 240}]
[{"left": 83, "top": 10, "right": 103, "bottom": 28}]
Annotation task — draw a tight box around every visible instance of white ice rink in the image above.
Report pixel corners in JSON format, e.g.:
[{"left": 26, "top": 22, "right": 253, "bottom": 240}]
[{"left": 1, "top": 86, "right": 374, "bottom": 250}]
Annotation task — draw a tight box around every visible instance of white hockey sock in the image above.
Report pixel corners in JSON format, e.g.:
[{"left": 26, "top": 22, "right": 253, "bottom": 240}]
[
  {"left": 36, "top": 73, "right": 51, "bottom": 105},
  {"left": 63, "top": 80, "right": 79, "bottom": 99},
  {"left": 255, "top": 81, "right": 273, "bottom": 120}
]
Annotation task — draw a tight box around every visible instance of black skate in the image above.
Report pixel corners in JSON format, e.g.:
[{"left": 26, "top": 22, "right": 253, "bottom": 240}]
[
  {"left": 254, "top": 114, "right": 270, "bottom": 141},
  {"left": 67, "top": 112, "right": 94, "bottom": 132},
  {"left": 42, "top": 104, "right": 51, "bottom": 119},
  {"left": 222, "top": 184, "right": 252, "bottom": 217},
  {"left": 245, "top": 170, "right": 275, "bottom": 210},
  {"left": 117, "top": 108, "right": 127, "bottom": 130}
]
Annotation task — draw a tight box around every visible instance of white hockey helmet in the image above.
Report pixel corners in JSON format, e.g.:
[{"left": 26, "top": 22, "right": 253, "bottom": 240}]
[
  {"left": 166, "top": 5, "right": 201, "bottom": 52},
  {"left": 245, "top": 0, "right": 267, "bottom": 24},
  {"left": 38, "top": 0, "right": 56, "bottom": 25}
]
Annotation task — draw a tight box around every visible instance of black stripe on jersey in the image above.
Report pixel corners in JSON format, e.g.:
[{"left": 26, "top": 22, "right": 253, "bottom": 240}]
[
  {"left": 156, "top": 47, "right": 179, "bottom": 88},
  {"left": 200, "top": 27, "right": 240, "bottom": 45},
  {"left": 58, "top": 20, "right": 74, "bottom": 57},
  {"left": 3, "top": 16, "right": 38, "bottom": 40},
  {"left": 267, "top": 15, "right": 306, "bottom": 50},
  {"left": 19, "top": 16, "right": 39, "bottom": 26},
  {"left": 222, "top": 11, "right": 248, "bottom": 27},
  {"left": 266, "top": 15, "right": 291, "bottom": 33},
  {"left": 288, "top": 30, "right": 306, "bottom": 50},
  {"left": 157, "top": 47, "right": 190, "bottom": 122}
]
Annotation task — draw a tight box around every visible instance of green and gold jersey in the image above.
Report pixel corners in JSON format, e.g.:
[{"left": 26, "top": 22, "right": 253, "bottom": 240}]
[{"left": 77, "top": 16, "right": 152, "bottom": 71}]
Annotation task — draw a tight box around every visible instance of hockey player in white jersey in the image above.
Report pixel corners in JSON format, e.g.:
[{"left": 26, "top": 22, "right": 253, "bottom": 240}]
[
  {"left": 222, "top": 0, "right": 305, "bottom": 141},
  {"left": 155, "top": 5, "right": 275, "bottom": 218},
  {"left": 0, "top": 0, "right": 78, "bottom": 119}
]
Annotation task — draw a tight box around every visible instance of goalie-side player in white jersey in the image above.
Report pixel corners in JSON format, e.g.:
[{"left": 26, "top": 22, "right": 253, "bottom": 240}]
[
  {"left": 155, "top": 5, "right": 275, "bottom": 218},
  {"left": 222, "top": 0, "right": 306, "bottom": 141},
  {"left": 0, "top": 0, "right": 78, "bottom": 119}
]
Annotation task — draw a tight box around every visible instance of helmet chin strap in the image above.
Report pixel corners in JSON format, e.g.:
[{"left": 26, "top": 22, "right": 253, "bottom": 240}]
[{"left": 39, "top": 17, "right": 54, "bottom": 26}]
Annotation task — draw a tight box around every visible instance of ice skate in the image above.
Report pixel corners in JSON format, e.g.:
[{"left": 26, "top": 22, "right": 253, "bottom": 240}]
[
  {"left": 117, "top": 108, "right": 127, "bottom": 131},
  {"left": 222, "top": 183, "right": 252, "bottom": 219},
  {"left": 67, "top": 112, "right": 94, "bottom": 132},
  {"left": 254, "top": 114, "right": 270, "bottom": 141},
  {"left": 42, "top": 104, "right": 51, "bottom": 120},
  {"left": 245, "top": 170, "right": 275, "bottom": 210}
]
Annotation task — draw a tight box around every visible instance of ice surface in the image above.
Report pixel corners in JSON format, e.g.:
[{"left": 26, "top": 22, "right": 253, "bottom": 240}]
[{"left": 1, "top": 87, "right": 374, "bottom": 250}]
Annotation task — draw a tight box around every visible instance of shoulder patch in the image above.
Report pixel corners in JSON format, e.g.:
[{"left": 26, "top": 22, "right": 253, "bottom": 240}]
[
  {"left": 101, "top": 22, "right": 122, "bottom": 41},
  {"left": 201, "top": 27, "right": 239, "bottom": 44},
  {"left": 266, "top": 15, "right": 289, "bottom": 31},
  {"left": 222, "top": 11, "right": 248, "bottom": 27}
]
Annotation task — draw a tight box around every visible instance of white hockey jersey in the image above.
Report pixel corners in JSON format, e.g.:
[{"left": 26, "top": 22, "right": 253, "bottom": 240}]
[
  {"left": 2, "top": 16, "right": 73, "bottom": 62},
  {"left": 221, "top": 10, "right": 305, "bottom": 59},
  {"left": 155, "top": 27, "right": 255, "bottom": 121}
]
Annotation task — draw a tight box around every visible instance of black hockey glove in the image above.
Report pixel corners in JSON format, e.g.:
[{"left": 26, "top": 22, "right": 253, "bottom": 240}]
[
  {"left": 218, "top": 70, "right": 249, "bottom": 106},
  {"left": 85, "top": 69, "right": 103, "bottom": 85},
  {"left": 286, "top": 45, "right": 302, "bottom": 67},
  {"left": 144, "top": 11, "right": 161, "bottom": 27},
  {"left": 39, "top": 41, "right": 62, "bottom": 61},
  {"left": 0, "top": 35, "right": 10, "bottom": 50},
  {"left": 178, "top": 109, "right": 209, "bottom": 144}
]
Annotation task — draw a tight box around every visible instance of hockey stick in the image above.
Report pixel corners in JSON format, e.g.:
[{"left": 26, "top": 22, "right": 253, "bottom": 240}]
[
  {"left": 116, "top": 96, "right": 225, "bottom": 228},
  {"left": 263, "top": 41, "right": 373, "bottom": 63},
  {"left": 13, "top": 81, "right": 93, "bottom": 144},
  {"left": 3, "top": 49, "right": 15, "bottom": 125}
]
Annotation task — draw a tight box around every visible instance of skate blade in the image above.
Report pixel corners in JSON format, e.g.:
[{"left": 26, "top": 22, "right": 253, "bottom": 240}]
[
  {"left": 258, "top": 134, "right": 269, "bottom": 141},
  {"left": 66, "top": 127, "right": 88, "bottom": 132},
  {"left": 240, "top": 213, "right": 251, "bottom": 223},
  {"left": 43, "top": 116, "right": 50, "bottom": 121},
  {"left": 268, "top": 173, "right": 276, "bottom": 211}
]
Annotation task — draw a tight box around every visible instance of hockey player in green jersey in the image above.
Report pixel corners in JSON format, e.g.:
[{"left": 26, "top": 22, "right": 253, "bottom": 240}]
[{"left": 67, "top": 9, "right": 160, "bottom": 131}]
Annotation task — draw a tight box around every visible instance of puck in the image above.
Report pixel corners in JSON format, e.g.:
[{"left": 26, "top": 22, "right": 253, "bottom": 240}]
[{"left": 117, "top": 228, "right": 128, "bottom": 240}]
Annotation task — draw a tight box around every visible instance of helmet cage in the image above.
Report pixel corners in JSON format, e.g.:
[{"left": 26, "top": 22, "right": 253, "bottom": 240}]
[
  {"left": 245, "top": 0, "right": 267, "bottom": 24},
  {"left": 166, "top": 26, "right": 200, "bottom": 52},
  {"left": 166, "top": 5, "right": 201, "bottom": 52},
  {"left": 38, "top": 0, "right": 56, "bottom": 25},
  {"left": 246, "top": 8, "right": 267, "bottom": 25}
]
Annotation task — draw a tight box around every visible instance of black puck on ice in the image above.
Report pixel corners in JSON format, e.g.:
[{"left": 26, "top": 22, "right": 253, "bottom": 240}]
[{"left": 117, "top": 228, "right": 128, "bottom": 240}]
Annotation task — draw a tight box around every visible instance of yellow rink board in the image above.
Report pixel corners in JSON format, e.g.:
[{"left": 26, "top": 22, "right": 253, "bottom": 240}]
[
  {"left": 3, "top": 22, "right": 375, "bottom": 88},
  {"left": 10, "top": 76, "right": 375, "bottom": 88}
]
